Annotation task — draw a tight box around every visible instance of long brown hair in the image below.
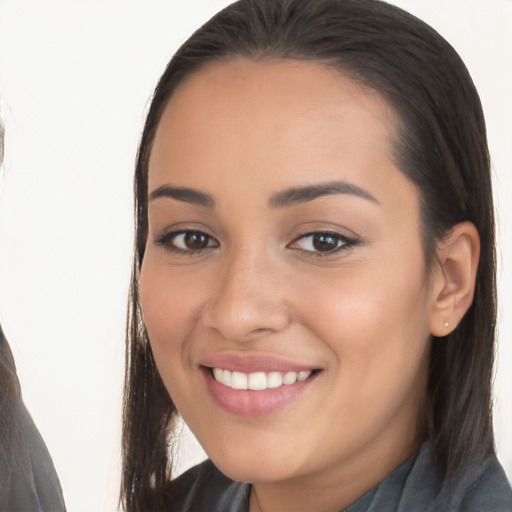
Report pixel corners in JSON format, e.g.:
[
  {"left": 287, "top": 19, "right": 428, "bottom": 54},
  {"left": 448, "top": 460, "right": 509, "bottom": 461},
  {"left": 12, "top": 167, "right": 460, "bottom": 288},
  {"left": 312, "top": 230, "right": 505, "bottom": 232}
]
[{"left": 121, "top": 1, "right": 496, "bottom": 510}]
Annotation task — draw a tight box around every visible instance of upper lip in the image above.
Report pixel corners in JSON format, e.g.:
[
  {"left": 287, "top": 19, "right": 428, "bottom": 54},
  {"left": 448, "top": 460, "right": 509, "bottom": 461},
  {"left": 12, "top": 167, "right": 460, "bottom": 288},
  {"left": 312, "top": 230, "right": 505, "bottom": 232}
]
[{"left": 198, "top": 353, "right": 319, "bottom": 373}]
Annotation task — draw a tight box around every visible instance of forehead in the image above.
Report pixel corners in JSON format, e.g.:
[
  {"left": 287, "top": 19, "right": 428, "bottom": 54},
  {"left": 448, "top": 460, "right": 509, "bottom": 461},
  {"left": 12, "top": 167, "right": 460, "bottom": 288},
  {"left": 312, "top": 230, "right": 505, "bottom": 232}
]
[{"left": 148, "top": 58, "right": 401, "bottom": 196}]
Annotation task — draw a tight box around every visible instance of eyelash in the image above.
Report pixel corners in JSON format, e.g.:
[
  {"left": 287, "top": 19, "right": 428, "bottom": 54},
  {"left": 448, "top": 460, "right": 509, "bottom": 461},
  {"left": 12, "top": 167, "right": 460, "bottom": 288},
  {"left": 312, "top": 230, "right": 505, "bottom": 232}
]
[
  {"left": 287, "top": 231, "right": 358, "bottom": 257},
  {"left": 155, "top": 229, "right": 358, "bottom": 257},
  {"left": 155, "top": 230, "right": 219, "bottom": 254}
]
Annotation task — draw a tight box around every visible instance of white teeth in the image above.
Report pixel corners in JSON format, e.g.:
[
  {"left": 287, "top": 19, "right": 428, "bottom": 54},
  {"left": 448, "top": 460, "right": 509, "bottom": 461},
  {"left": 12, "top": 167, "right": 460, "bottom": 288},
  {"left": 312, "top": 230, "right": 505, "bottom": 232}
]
[
  {"left": 231, "top": 371, "right": 248, "bottom": 390},
  {"left": 248, "top": 372, "right": 267, "bottom": 390},
  {"left": 267, "top": 372, "right": 283, "bottom": 388},
  {"left": 222, "top": 369, "right": 232, "bottom": 387},
  {"left": 298, "top": 371, "right": 310, "bottom": 382},
  {"left": 283, "top": 371, "right": 298, "bottom": 385},
  {"left": 212, "top": 368, "right": 312, "bottom": 390}
]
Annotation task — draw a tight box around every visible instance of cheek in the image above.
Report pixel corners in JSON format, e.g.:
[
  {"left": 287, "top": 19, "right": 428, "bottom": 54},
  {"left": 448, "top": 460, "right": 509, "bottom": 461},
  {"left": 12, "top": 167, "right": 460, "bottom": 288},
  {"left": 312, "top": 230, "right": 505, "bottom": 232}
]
[
  {"left": 291, "top": 252, "right": 431, "bottom": 375},
  {"left": 138, "top": 258, "right": 204, "bottom": 371},
  {"left": 289, "top": 258, "right": 431, "bottom": 445}
]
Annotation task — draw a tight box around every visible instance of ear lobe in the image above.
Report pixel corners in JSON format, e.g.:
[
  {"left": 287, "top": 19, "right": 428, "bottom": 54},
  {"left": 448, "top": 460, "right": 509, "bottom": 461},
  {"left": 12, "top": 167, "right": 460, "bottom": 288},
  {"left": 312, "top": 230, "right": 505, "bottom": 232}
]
[{"left": 429, "top": 222, "right": 480, "bottom": 337}]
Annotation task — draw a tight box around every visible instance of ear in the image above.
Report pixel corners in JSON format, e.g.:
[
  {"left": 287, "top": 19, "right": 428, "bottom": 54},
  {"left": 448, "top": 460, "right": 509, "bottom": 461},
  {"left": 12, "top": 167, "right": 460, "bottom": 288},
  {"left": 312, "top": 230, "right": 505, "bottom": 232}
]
[{"left": 429, "top": 222, "right": 480, "bottom": 337}]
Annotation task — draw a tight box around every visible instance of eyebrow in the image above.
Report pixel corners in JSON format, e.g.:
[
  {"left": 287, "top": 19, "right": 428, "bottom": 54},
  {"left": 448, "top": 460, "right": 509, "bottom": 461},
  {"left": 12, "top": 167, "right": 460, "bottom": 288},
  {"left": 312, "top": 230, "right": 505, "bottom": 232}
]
[
  {"left": 149, "top": 185, "right": 215, "bottom": 207},
  {"left": 268, "top": 180, "right": 379, "bottom": 209},
  {"left": 148, "top": 180, "right": 378, "bottom": 209}
]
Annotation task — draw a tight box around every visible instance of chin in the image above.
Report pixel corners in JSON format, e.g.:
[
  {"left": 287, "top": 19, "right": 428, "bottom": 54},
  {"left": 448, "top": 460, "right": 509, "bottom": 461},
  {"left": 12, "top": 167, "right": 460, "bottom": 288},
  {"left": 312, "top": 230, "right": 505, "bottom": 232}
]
[{"left": 209, "top": 449, "right": 303, "bottom": 484}]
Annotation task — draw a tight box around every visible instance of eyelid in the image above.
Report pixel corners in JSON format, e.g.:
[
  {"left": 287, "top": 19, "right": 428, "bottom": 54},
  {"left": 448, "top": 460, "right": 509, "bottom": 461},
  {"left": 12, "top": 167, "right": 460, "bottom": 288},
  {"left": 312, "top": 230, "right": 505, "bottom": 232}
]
[
  {"left": 287, "top": 230, "right": 358, "bottom": 255},
  {"left": 155, "top": 228, "right": 219, "bottom": 253}
]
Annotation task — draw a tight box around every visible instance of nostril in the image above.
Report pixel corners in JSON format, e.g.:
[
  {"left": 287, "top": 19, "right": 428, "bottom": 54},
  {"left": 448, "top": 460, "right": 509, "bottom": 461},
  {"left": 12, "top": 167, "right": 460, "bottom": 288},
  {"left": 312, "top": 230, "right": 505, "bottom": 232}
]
[{"left": 201, "top": 299, "right": 291, "bottom": 343}]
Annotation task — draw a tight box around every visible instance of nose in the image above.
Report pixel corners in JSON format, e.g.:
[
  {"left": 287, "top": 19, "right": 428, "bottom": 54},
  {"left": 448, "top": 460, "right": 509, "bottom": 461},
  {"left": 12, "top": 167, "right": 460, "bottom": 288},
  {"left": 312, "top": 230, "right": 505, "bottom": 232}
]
[{"left": 201, "top": 248, "right": 291, "bottom": 342}]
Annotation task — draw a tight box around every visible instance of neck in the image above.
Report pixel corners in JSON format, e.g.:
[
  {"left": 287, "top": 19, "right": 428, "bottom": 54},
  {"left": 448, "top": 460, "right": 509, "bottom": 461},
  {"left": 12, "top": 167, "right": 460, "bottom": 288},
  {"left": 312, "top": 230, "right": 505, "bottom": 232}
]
[{"left": 248, "top": 434, "right": 423, "bottom": 512}]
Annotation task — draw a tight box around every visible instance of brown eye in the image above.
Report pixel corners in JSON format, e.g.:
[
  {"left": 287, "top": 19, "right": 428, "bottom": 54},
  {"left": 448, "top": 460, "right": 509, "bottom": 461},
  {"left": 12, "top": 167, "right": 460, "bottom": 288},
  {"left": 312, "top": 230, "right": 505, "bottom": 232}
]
[
  {"left": 183, "top": 231, "right": 210, "bottom": 250},
  {"left": 312, "top": 233, "right": 340, "bottom": 252},
  {"left": 156, "top": 230, "right": 219, "bottom": 253},
  {"left": 288, "top": 231, "right": 358, "bottom": 255}
]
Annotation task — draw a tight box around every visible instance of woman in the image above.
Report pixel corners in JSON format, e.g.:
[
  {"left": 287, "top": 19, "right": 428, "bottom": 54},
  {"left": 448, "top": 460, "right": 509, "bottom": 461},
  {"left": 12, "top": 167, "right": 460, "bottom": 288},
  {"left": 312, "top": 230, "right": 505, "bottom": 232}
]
[{"left": 121, "top": 0, "right": 512, "bottom": 510}]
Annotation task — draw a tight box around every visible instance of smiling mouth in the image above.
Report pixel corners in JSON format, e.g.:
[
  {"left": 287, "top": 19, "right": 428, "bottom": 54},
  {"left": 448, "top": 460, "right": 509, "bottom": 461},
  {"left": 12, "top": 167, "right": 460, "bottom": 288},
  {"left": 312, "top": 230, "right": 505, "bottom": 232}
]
[
  {"left": 208, "top": 367, "right": 318, "bottom": 390},
  {"left": 202, "top": 363, "right": 321, "bottom": 416}
]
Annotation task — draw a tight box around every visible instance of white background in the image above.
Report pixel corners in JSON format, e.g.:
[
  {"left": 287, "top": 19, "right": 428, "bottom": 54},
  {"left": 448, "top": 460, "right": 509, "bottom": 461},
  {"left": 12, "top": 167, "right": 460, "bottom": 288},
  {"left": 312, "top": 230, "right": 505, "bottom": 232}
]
[{"left": 0, "top": 2, "right": 510, "bottom": 511}]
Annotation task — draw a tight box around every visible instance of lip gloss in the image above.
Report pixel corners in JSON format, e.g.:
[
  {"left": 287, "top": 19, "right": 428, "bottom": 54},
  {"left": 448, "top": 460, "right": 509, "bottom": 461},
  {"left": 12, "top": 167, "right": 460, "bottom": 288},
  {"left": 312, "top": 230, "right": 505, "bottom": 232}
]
[
  {"left": 199, "top": 353, "right": 320, "bottom": 416},
  {"left": 204, "top": 369, "right": 313, "bottom": 416}
]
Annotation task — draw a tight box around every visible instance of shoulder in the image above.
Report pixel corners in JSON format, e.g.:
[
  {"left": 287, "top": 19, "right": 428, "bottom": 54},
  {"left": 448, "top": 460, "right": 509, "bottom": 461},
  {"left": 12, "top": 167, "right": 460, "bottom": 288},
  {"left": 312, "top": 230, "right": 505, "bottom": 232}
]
[
  {"left": 412, "top": 444, "right": 512, "bottom": 512},
  {"left": 346, "top": 444, "right": 512, "bottom": 512},
  {"left": 166, "top": 459, "right": 249, "bottom": 512},
  {"left": 0, "top": 391, "right": 66, "bottom": 512},
  {"left": 444, "top": 455, "right": 512, "bottom": 512}
]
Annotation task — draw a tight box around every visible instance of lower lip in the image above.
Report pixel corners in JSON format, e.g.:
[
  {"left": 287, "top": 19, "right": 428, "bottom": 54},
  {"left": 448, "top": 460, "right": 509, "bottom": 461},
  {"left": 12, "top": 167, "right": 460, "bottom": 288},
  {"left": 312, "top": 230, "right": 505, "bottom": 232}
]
[{"left": 202, "top": 367, "right": 316, "bottom": 417}]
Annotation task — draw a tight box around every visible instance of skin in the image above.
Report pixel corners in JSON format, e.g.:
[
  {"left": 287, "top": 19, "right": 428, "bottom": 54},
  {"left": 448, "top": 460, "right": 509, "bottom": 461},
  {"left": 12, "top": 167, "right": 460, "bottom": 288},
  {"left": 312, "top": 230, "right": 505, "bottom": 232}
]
[{"left": 139, "top": 59, "right": 460, "bottom": 512}]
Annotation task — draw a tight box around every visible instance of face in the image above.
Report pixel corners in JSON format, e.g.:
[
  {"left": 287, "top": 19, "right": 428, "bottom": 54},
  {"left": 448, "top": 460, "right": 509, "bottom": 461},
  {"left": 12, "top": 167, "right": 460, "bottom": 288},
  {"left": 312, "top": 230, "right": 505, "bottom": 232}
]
[{"left": 140, "top": 59, "right": 435, "bottom": 490}]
